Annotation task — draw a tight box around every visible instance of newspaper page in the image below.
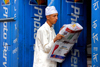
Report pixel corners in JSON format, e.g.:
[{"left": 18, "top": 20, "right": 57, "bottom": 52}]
[{"left": 48, "top": 23, "right": 83, "bottom": 63}]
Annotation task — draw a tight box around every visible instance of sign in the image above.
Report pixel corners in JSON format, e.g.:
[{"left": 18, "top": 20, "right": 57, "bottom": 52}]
[
  {"left": 66, "top": 0, "right": 83, "bottom": 3},
  {"left": 92, "top": 0, "right": 100, "bottom": 67},
  {"left": 29, "top": 0, "right": 47, "bottom": 5},
  {"left": 2, "top": 0, "right": 10, "bottom": 5}
]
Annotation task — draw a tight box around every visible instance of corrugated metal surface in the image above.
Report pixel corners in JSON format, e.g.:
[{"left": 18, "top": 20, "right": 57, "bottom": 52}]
[
  {"left": 0, "top": 0, "right": 87, "bottom": 67},
  {"left": 24, "top": 0, "right": 46, "bottom": 67},
  {"left": 0, "top": 0, "right": 46, "bottom": 67},
  {"left": 61, "top": 0, "right": 87, "bottom": 47},
  {"left": 48, "top": 0, "right": 87, "bottom": 67},
  {"left": 62, "top": 46, "right": 87, "bottom": 67},
  {"left": 92, "top": 0, "right": 100, "bottom": 67},
  {"left": 0, "top": 0, "right": 19, "bottom": 67}
]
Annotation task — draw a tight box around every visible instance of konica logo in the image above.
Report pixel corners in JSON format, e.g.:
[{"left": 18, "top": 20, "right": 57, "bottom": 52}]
[
  {"left": 66, "top": 0, "right": 83, "bottom": 3},
  {"left": 29, "top": 0, "right": 47, "bottom": 5}
]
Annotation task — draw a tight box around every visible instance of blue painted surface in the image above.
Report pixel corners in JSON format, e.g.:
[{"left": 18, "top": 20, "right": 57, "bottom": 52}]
[
  {"left": 0, "top": 22, "right": 1, "bottom": 50},
  {"left": 92, "top": 0, "right": 100, "bottom": 67},
  {"left": 48, "top": 0, "right": 87, "bottom": 67},
  {"left": 62, "top": 46, "right": 87, "bottom": 67},
  {"left": 24, "top": 0, "right": 46, "bottom": 67},
  {"left": 61, "top": 1, "right": 87, "bottom": 47},
  {"left": 0, "top": 0, "right": 46, "bottom": 67},
  {"left": 2, "top": 45, "right": 18, "bottom": 67},
  {"left": 0, "top": 0, "right": 87, "bottom": 67}
]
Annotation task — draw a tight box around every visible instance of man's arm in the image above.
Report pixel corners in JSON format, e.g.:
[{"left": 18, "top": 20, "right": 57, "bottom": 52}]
[
  {"left": 53, "top": 34, "right": 64, "bottom": 42},
  {"left": 36, "top": 29, "right": 64, "bottom": 53},
  {"left": 36, "top": 29, "right": 55, "bottom": 53}
]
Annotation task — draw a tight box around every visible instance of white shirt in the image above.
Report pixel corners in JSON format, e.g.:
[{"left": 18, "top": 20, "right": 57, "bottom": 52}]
[{"left": 33, "top": 22, "right": 57, "bottom": 67}]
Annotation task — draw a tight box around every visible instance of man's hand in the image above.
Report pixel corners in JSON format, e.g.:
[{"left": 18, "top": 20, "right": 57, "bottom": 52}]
[{"left": 54, "top": 34, "right": 64, "bottom": 42}]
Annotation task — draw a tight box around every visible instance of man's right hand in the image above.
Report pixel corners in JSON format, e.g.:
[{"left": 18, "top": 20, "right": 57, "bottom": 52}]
[{"left": 54, "top": 34, "right": 64, "bottom": 42}]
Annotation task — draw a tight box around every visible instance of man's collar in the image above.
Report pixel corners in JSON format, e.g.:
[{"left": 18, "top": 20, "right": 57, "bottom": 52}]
[{"left": 45, "top": 22, "right": 53, "bottom": 31}]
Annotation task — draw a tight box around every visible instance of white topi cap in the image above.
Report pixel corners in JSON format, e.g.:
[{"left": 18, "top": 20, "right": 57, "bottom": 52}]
[{"left": 45, "top": 6, "right": 58, "bottom": 16}]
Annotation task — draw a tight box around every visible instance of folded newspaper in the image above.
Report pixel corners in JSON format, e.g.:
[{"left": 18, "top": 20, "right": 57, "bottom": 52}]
[{"left": 48, "top": 23, "right": 83, "bottom": 63}]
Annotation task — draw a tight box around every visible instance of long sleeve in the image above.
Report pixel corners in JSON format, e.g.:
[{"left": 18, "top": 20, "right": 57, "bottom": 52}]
[
  {"left": 33, "top": 22, "right": 57, "bottom": 67},
  {"left": 36, "top": 29, "right": 55, "bottom": 53}
]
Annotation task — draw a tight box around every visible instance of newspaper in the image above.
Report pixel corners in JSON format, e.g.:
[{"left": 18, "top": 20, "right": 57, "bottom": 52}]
[{"left": 48, "top": 23, "right": 83, "bottom": 63}]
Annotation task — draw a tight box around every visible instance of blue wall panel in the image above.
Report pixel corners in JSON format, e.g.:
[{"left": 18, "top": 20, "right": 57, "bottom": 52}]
[
  {"left": 61, "top": 0, "right": 87, "bottom": 66},
  {"left": 31, "top": 6, "right": 46, "bottom": 18},
  {"left": 75, "top": 3, "right": 84, "bottom": 15},
  {"left": 12, "top": 44, "right": 18, "bottom": 67},
  {"left": 24, "top": 1, "right": 46, "bottom": 67},
  {"left": 48, "top": 0, "right": 87, "bottom": 67},
  {"left": 61, "top": 15, "right": 84, "bottom": 25},
  {"left": 24, "top": 0, "right": 46, "bottom": 67},
  {"left": 0, "top": 5, "right": 1, "bottom": 51},
  {"left": 62, "top": 46, "right": 87, "bottom": 67},
  {"left": 1, "top": 46, "right": 12, "bottom": 67},
  {"left": 24, "top": 46, "right": 34, "bottom": 67},
  {"left": 0, "top": 0, "right": 18, "bottom": 67},
  {"left": 0, "top": 0, "right": 87, "bottom": 67},
  {"left": 61, "top": 0, "right": 87, "bottom": 47},
  {"left": 0, "top": 50, "right": 1, "bottom": 67},
  {"left": 0, "top": 45, "right": 18, "bottom": 67},
  {"left": 67, "top": 3, "right": 75, "bottom": 15},
  {"left": 0, "top": 0, "right": 20, "bottom": 67},
  {"left": 92, "top": 0, "right": 100, "bottom": 67},
  {"left": 18, "top": 0, "right": 25, "bottom": 67}
]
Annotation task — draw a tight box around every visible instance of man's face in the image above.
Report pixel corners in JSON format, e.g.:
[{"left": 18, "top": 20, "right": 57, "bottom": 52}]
[{"left": 47, "top": 13, "right": 58, "bottom": 24}]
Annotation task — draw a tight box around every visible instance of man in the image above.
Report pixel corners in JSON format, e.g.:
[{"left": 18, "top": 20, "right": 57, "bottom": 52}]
[{"left": 33, "top": 6, "right": 64, "bottom": 67}]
